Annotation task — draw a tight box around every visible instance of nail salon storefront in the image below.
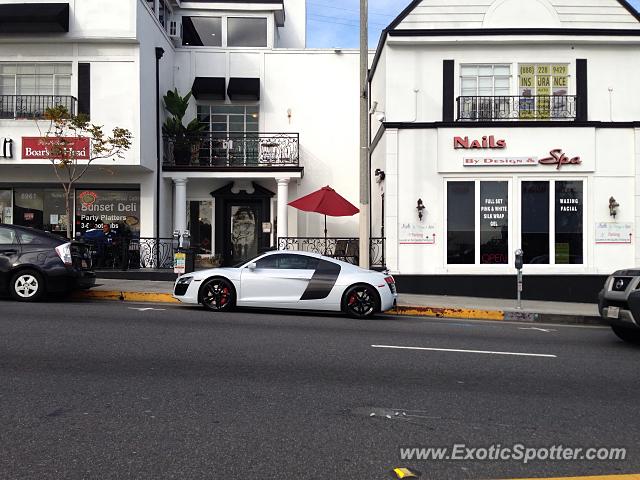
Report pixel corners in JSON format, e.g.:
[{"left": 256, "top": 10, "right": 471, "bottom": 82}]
[{"left": 375, "top": 126, "right": 639, "bottom": 302}]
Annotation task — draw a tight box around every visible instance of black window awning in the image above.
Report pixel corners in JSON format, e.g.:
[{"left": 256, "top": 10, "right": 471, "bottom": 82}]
[
  {"left": 0, "top": 3, "right": 69, "bottom": 33},
  {"left": 191, "top": 77, "right": 226, "bottom": 100},
  {"left": 227, "top": 78, "right": 261, "bottom": 101}
]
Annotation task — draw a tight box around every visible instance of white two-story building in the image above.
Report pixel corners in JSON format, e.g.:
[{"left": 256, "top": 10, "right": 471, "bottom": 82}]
[
  {"left": 0, "top": 0, "right": 365, "bottom": 270},
  {"left": 369, "top": 0, "right": 640, "bottom": 301}
]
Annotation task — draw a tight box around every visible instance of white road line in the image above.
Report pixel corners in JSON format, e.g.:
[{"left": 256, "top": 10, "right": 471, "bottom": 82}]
[{"left": 371, "top": 344, "right": 556, "bottom": 358}]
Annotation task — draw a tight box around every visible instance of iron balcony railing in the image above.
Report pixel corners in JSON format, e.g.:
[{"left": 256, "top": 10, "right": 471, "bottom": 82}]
[
  {"left": 278, "top": 237, "right": 386, "bottom": 270},
  {"left": 456, "top": 95, "right": 577, "bottom": 121},
  {"left": 0, "top": 95, "right": 77, "bottom": 120},
  {"left": 84, "top": 237, "right": 175, "bottom": 270},
  {"left": 163, "top": 131, "right": 300, "bottom": 168}
]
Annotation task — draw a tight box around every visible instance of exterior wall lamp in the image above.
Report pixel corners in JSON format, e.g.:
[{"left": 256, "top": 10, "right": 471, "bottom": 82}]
[
  {"left": 609, "top": 196, "right": 620, "bottom": 218},
  {"left": 416, "top": 198, "right": 426, "bottom": 221},
  {"left": 374, "top": 168, "right": 385, "bottom": 183}
]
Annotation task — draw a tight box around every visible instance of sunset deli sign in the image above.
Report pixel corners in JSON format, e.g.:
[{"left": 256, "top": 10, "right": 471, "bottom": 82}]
[{"left": 21, "top": 137, "right": 90, "bottom": 160}]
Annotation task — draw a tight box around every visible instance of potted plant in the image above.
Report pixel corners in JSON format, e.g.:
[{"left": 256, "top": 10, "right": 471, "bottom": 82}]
[{"left": 162, "top": 89, "right": 205, "bottom": 166}]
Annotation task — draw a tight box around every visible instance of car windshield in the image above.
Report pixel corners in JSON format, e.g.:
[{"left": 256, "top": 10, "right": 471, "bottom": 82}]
[{"left": 232, "top": 254, "right": 264, "bottom": 268}]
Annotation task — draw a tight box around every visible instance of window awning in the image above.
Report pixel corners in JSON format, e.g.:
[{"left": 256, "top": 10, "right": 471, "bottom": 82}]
[
  {"left": 227, "top": 78, "right": 261, "bottom": 101},
  {"left": 191, "top": 77, "right": 226, "bottom": 100},
  {"left": 0, "top": 3, "right": 69, "bottom": 33}
]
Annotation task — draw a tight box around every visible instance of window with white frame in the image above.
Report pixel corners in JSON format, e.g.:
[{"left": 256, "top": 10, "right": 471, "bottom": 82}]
[
  {"left": 521, "top": 180, "right": 583, "bottom": 265},
  {"left": 0, "top": 63, "right": 71, "bottom": 97},
  {"left": 447, "top": 180, "right": 510, "bottom": 265},
  {"left": 459, "top": 64, "right": 511, "bottom": 120},
  {"left": 181, "top": 16, "right": 268, "bottom": 47}
]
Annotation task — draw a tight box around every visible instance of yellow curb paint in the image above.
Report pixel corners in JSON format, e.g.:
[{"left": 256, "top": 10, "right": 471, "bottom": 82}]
[
  {"left": 394, "top": 305, "right": 505, "bottom": 321},
  {"left": 393, "top": 467, "right": 419, "bottom": 478},
  {"left": 502, "top": 475, "right": 640, "bottom": 480},
  {"left": 74, "top": 290, "right": 179, "bottom": 304}
]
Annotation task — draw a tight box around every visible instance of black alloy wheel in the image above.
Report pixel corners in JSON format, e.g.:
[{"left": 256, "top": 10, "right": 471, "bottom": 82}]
[
  {"left": 201, "top": 278, "right": 235, "bottom": 312},
  {"left": 344, "top": 285, "right": 377, "bottom": 319}
]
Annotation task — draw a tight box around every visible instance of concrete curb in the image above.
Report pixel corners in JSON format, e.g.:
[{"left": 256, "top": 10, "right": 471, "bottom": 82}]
[
  {"left": 74, "top": 290, "right": 179, "bottom": 304},
  {"left": 75, "top": 289, "right": 604, "bottom": 325}
]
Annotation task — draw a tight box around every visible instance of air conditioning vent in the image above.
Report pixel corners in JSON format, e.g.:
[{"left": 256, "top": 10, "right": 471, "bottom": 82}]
[{"left": 168, "top": 19, "right": 180, "bottom": 39}]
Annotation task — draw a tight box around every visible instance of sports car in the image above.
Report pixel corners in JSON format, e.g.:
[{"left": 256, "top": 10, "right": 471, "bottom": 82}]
[{"left": 173, "top": 250, "right": 397, "bottom": 318}]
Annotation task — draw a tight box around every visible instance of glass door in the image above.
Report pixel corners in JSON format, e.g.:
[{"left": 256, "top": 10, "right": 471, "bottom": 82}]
[
  {"left": 0, "top": 190, "right": 12, "bottom": 223},
  {"left": 229, "top": 203, "right": 260, "bottom": 265},
  {"left": 198, "top": 105, "right": 259, "bottom": 166}
]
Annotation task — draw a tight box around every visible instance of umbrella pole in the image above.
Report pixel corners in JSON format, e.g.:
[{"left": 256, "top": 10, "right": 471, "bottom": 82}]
[{"left": 324, "top": 215, "right": 327, "bottom": 255}]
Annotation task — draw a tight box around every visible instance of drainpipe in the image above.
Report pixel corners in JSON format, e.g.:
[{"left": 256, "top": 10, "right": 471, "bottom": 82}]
[{"left": 155, "top": 47, "right": 164, "bottom": 268}]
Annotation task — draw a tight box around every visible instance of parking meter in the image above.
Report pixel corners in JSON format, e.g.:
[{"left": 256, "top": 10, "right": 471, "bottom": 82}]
[
  {"left": 515, "top": 249, "right": 524, "bottom": 309},
  {"left": 515, "top": 249, "right": 524, "bottom": 270},
  {"left": 182, "top": 230, "right": 191, "bottom": 249},
  {"left": 172, "top": 230, "right": 180, "bottom": 250}
]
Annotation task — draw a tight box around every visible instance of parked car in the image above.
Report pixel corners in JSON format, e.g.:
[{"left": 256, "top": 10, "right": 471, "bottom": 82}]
[
  {"left": 173, "top": 250, "right": 397, "bottom": 319},
  {"left": 0, "top": 224, "right": 95, "bottom": 302},
  {"left": 598, "top": 269, "right": 640, "bottom": 344}
]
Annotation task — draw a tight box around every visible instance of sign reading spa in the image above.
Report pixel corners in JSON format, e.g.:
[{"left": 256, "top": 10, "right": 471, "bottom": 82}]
[
  {"left": 21, "top": 137, "right": 90, "bottom": 160},
  {"left": 437, "top": 128, "right": 595, "bottom": 173}
]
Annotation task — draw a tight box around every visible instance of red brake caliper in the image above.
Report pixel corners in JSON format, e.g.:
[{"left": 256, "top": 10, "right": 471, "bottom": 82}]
[
  {"left": 348, "top": 293, "right": 357, "bottom": 305},
  {"left": 220, "top": 287, "right": 229, "bottom": 305}
]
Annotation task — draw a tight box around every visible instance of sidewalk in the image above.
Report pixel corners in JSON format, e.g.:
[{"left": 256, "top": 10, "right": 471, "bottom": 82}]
[{"left": 76, "top": 279, "right": 602, "bottom": 324}]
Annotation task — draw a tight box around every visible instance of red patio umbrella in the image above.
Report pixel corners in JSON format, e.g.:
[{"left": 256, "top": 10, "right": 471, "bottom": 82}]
[{"left": 288, "top": 185, "right": 360, "bottom": 240}]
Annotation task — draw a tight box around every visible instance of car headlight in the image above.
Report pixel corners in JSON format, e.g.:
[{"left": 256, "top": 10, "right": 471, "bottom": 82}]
[{"left": 177, "top": 276, "right": 193, "bottom": 285}]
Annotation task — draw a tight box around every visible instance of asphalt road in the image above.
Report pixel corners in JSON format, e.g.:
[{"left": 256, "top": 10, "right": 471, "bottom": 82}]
[{"left": 0, "top": 300, "right": 639, "bottom": 480}]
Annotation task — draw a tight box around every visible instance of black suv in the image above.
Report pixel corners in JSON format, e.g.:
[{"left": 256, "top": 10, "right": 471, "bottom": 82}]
[
  {"left": 598, "top": 270, "right": 640, "bottom": 344},
  {"left": 0, "top": 224, "right": 95, "bottom": 301}
]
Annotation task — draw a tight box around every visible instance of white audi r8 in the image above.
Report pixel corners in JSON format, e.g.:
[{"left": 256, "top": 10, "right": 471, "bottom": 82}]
[{"left": 173, "top": 250, "right": 397, "bottom": 318}]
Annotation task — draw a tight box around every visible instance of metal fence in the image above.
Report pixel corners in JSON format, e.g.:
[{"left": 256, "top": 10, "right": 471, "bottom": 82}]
[
  {"left": 277, "top": 237, "right": 386, "bottom": 270},
  {"left": 0, "top": 95, "right": 77, "bottom": 119},
  {"left": 84, "top": 237, "right": 175, "bottom": 270},
  {"left": 457, "top": 95, "right": 577, "bottom": 121},
  {"left": 163, "top": 132, "right": 300, "bottom": 168}
]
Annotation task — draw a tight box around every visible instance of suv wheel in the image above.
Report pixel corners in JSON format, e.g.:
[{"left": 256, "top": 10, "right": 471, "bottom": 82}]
[
  {"left": 611, "top": 325, "right": 640, "bottom": 345},
  {"left": 10, "top": 270, "right": 45, "bottom": 302}
]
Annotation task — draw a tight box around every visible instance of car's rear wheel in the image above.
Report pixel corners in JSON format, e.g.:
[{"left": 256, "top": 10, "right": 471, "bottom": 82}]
[
  {"left": 343, "top": 284, "right": 378, "bottom": 319},
  {"left": 10, "top": 269, "right": 45, "bottom": 302},
  {"left": 200, "top": 278, "right": 235, "bottom": 312},
  {"left": 611, "top": 325, "right": 640, "bottom": 345}
]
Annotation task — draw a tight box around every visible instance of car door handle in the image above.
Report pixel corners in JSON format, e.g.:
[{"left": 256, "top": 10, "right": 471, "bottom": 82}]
[{"left": 0, "top": 249, "right": 17, "bottom": 255}]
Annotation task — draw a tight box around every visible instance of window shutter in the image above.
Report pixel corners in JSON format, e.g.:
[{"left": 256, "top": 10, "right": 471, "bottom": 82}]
[
  {"left": 78, "top": 63, "right": 90, "bottom": 117},
  {"left": 442, "top": 60, "right": 455, "bottom": 122}
]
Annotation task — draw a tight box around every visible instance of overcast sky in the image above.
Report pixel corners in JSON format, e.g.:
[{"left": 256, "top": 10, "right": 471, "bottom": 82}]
[{"left": 306, "top": 0, "right": 640, "bottom": 48}]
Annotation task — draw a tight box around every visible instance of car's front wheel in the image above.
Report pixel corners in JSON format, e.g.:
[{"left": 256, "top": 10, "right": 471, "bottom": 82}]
[
  {"left": 10, "top": 269, "right": 45, "bottom": 302},
  {"left": 611, "top": 325, "right": 640, "bottom": 345},
  {"left": 343, "top": 284, "right": 378, "bottom": 319},
  {"left": 200, "top": 278, "right": 235, "bottom": 312}
]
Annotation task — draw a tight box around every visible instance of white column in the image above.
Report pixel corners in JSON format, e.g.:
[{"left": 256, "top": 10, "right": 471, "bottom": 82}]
[
  {"left": 277, "top": 178, "right": 289, "bottom": 244},
  {"left": 173, "top": 178, "right": 188, "bottom": 234}
]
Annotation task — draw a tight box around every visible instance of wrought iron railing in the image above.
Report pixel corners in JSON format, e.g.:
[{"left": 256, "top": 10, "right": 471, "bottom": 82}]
[
  {"left": 277, "top": 237, "right": 386, "bottom": 269},
  {"left": 0, "top": 95, "right": 77, "bottom": 120},
  {"left": 84, "top": 237, "right": 175, "bottom": 270},
  {"left": 163, "top": 131, "right": 300, "bottom": 168},
  {"left": 456, "top": 95, "right": 577, "bottom": 121}
]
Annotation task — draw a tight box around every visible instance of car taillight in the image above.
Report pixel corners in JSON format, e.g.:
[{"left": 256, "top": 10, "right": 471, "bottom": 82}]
[
  {"left": 55, "top": 242, "right": 73, "bottom": 266},
  {"left": 384, "top": 276, "right": 395, "bottom": 285}
]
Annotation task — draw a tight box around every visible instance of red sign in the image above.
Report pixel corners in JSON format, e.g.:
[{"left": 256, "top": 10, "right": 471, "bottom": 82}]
[
  {"left": 22, "top": 137, "right": 90, "bottom": 160},
  {"left": 539, "top": 149, "right": 581, "bottom": 169},
  {"left": 454, "top": 135, "right": 507, "bottom": 149}
]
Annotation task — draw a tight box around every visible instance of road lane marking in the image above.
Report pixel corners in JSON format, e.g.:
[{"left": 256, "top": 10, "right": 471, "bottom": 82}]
[
  {"left": 128, "top": 307, "right": 166, "bottom": 312},
  {"left": 503, "top": 475, "right": 640, "bottom": 480},
  {"left": 371, "top": 345, "right": 556, "bottom": 358},
  {"left": 519, "top": 327, "right": 557, "bottom": 332}
]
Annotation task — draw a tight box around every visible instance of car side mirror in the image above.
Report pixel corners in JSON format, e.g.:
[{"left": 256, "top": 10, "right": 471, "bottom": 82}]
[{"left": 247, "top": 262, "right": 257, "bottom": 270}]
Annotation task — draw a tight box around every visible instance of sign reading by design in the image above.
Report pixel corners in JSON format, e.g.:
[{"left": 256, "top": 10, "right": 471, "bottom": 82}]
[
  {"left": 595, "top": 222, "right": 633, "bottom": 244},
  {"left": 1, "top": 137, "right": 13, "bottom": 158},
  {"left": 22, "top": 137, "right": 90, "bottom": 160},
  {"left": 464, "top": 157, "right": 538, "bottom": 166}
]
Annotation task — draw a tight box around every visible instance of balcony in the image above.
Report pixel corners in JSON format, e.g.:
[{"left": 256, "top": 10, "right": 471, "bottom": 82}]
[
  {"left": 0, "top": 95, "right": 77, "bottom": 120},
  {"left": 456, "top": 95, "right": 577, "bottom": 121},
  {"left": 162, "top": 132, "right": 300, "bottom": 170}
]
